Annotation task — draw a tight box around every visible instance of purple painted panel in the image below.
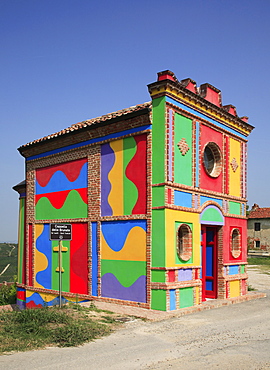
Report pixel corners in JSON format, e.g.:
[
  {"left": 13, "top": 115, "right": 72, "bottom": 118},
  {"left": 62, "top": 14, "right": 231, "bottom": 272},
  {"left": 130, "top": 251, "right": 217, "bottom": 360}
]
[
  {"left": 101, "top": 143, "right": 114, "bottom": 216},
  {"left": 101, "top": 273, "right": 146, "bottom": 303},
  {"left": 178, "top": 268, "right": 192, "bottom": 281}
]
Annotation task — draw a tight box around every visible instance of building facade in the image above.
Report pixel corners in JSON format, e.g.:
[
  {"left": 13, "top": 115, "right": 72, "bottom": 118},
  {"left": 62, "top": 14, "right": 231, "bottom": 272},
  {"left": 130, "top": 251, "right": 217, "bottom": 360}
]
[
  {"left": 248, "top": 204, "right": 270, "bottom": 252},
  {"left": 14, "top": 70, "right": 253, "bottom": 311}
]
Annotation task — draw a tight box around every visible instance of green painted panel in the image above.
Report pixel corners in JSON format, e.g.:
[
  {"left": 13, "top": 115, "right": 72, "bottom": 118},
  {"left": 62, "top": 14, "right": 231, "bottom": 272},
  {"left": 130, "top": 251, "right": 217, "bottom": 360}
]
[
  {"left": 152, "top": 209, "right": 165, "bottom": 267},
  {"left": 151, "top": 270, "right": 166, "bottom": 283},
  {"left": 179, "top": 287, "right": 194, "bottom": 308},
  {"left": 152, "top": 97, "right": 166, "bottom": 184},
  {"left": 101, "top": 260, "right": 146, "bottom": 287},
  {"left": 18, "top": 198, "right": 25, "bottom": 284},
  {"left": 240, "top": 265, "right": 245, "bottom": 274},
  {"left": 152, "top": 186, "right": 165, "bottom": 207},
  {"left": 36, "top": 190, "right": 87, "bottom": 220},
  {"left": 201, "top": 207, "right": 223, "bottom": 223},
  {"left": 52, "top": 240, "right": 70, "bottom": 293},
  {"left": 124, "top": 136, "right": 138, "bottom": 215},
  {"left": 229, "top": 201, "right": 241, "bottom": 215},
  {"left": 175, "top": 221, "right": 193, "bottom": 264},
  {"left": 151, "top": 289, "right": 167, "bottom": 311},
  {"left": 174, "top": 113, "right": 192, "bottom": 186}
]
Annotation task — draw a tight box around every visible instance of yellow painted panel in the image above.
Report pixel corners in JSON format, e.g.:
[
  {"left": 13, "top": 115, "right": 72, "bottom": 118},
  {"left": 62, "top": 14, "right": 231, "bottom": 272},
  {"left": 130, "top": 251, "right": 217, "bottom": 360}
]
[
  {"left": 165, "top": 209, "right": 200, "bottom": 267},
  {"left": 195, "top": 286, "right": 200, "bottom": 305},
  {"left": 229, "top": 138, "right": 241, "bottom": 197},
  {"left": 230, "top": 280, "right": 240, "bottom": 298},
  {"left": 34, "top": 224, "right": 48, "bottom": 289},
  {"left": 108, "top": 140, "right": 123, "bottom": 215},
  {"left": 101, "top": 226, "right": 146, "bottom": 261}
]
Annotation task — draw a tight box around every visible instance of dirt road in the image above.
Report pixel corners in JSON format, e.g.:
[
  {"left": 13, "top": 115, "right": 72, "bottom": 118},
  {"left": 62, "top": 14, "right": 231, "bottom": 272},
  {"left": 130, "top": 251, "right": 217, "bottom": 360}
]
[{"left": 1, "top": 267, "right": 270, "bottom": 370}]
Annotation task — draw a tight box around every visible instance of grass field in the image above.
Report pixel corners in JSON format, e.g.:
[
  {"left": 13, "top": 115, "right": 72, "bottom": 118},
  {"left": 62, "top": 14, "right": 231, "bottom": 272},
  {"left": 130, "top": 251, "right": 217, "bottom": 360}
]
[
  {"left": 0, "top": 243, "right": 17, "bottom": 283},
  {"left": 0, "top": 303, "right": 125, "bottom": 354},
  {"left": 248, "top": 256, "right": 270, "bottom": 275}
]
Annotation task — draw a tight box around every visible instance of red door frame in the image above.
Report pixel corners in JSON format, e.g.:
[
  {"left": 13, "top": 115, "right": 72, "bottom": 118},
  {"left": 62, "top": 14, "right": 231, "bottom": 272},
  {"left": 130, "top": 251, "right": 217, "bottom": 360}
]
[{"left": 201, "top": 226, "right": 218, "bottom": 301}]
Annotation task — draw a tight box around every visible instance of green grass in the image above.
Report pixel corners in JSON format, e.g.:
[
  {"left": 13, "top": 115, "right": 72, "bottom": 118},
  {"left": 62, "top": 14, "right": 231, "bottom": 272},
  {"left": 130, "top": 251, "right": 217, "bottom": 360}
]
[
  {"left": 0, "top": 243, "right": 17, "bottom": 283},
  {"left": 0, "top": 304, "right": 121, "bottom": 354},
  {"left": 248, "top": 256, "right": 270, "bottom": 266}
]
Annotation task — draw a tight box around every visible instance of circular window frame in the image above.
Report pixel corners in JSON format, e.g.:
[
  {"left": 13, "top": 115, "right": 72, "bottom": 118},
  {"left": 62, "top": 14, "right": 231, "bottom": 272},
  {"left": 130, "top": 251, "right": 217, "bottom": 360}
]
[
  {"left": 203, "top": 142, "right": 222, "bottom": 178},
  {"left": 231, "top": 228, "right": 241, "bottom": 258},
  {"left": 177, "top": 224, "right": 192, "bottom": 261}
]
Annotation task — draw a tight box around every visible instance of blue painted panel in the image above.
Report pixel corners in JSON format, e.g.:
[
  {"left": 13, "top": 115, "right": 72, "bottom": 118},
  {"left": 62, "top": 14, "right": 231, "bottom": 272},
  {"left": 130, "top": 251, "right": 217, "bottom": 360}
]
[
  {"left": 229, "top": 265, "right": 239, "bottom": 275},
  {"left": 170, "top": 289, "right": 176, "bottom": 310},
  {"left": 206, "top": 280, "right": 213, "bottom": 291},
  {"left": 206, "top": 246, "right": 213, "bottom": 276},
  {"left": 91, "top": 222, "right": 98, "bottom": 296},
  {"left": 200, "top": 196, "right": 223, "bottom": 208},
  {"left": 178, "top": 268, "right": 193, "bottom": 281},
  {"left": 174, "top": 190, "right": 192, "bottom": 208}
]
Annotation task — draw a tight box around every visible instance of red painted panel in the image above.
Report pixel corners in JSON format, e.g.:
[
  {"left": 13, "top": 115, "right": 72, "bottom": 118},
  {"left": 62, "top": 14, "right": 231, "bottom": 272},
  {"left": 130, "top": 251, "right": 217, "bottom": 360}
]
[
  {"left": 36, "top": 158, "right": 87, "bottom": 187},
  {"left": 168, "top": 270, "right": 175, "bottom": 282},
  {"left": 35, "top": 188, "right": 87, "bottom": 208},
  {"left": 125, "top": 134, "right": 147, "bottom": 214},
  {"left": 70, "top": 223, "right": 88, "bottom": 295},
  {"left": 28, "top": 224, "right": 33, "bottom": 286},
  {"left": 223, "top": 217, "right": 247, "bottom": 264},
  {"left": 200, "top": 125, "right": 223, "bottom": 193}
]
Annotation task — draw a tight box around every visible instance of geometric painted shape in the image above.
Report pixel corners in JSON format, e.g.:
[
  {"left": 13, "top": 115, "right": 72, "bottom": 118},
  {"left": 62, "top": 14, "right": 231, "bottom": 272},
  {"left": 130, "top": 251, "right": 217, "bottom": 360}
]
[
  {"left": 200, "top": 196, "right": 223, "bottom": 208},
  {"left": 170, "top": 289, "right": 176, "bottom": 310},
  {"left": 229, "top": 201, "right": 241, "bottom": 215},
  {"left": 229, "top": 265, "right": 239, "bottom": 275},
  {"left": 151, "top": 289, "right": 167, "bottom": 311},
  {"left": 178, "top": 268, "right": 192, "bottom": 281},
  {"left": 174, "top": 113, "right": 193, "bottom": 186},
  {"left": 230, "top": 157, "right": 239, "bottom": 172},
  {"left": 101, "top": 220, "right": 147, "bottom": 303},
  {"left": 35, "top": 158, "right": 88, "bottom": 221},
  {"left": 179, "top": 287, "right": 194, "bottom": 308},
  {"left": 152, "top": 270, "right": 166, "bottom": 283},
  {"left": 200, "top": 205, "right": 224, "bottom": 225},
  {"left": 229, "top": 280, "right": 240, "bottom": 298},
  {"left": 177, "top": 138, "right": 190, "bottom": 156},
  {"left": 174, "top": 190, "right": 192, "bottom": 208},
  {"left": 91, "top": 222, "right": 98, "bottom": 296},
  {"left": 101, "top": 273, "right": 146, "bottom": 303},
  {"left": 101, "top": 135, "right": 147, "bottom": 217},
  {"left": 101, "top": 220, "right": 147, "bottom": 261}
]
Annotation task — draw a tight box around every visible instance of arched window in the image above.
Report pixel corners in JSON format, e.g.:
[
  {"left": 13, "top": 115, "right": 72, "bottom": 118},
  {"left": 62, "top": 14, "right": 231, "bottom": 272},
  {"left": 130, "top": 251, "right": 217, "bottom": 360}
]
[
  {"left": 177, "top": 224, "right": 192, "bottom": 261},
  {"left": 203, "top": 142, "right": 222, "bottom": 178},
  {"left": 231, "top": 228, "right": 241, "bottom": 258}
]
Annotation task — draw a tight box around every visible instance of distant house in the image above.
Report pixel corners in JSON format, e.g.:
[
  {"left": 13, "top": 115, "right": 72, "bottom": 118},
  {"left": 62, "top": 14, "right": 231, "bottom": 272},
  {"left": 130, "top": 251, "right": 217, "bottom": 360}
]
[
  {"left": 13, "top": 70, "right": 253, "bottom": 311},
  {"left": 248, "top": 204, "right": 270, "bottom": 252}
]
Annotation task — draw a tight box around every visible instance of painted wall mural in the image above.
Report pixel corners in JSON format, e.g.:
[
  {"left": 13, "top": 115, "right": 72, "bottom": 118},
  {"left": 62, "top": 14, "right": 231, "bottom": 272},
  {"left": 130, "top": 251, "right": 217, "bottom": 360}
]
[
  {"left": 101, "top": 134, "right": 147, "bottom": 216},
  {"left": 101, "top": 220, "right": 147, "bottom": 302},
  {"left": 35, "top": 158, "right": 88, "bottom": 220},
  {"left": 34, "top": 222, "right": 88, "bottom": 295}
]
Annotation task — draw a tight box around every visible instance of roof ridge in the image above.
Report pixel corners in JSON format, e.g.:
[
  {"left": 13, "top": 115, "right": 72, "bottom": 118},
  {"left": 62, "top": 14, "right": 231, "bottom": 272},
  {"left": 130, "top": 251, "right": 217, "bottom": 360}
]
[{"left": 19, "top": 101, "right": 151, "bottom": 149}]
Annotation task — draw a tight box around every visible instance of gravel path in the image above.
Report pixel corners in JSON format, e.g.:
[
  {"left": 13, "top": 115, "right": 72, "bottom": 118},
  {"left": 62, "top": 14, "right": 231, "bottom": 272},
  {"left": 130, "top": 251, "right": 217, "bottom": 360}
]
[{"left": 1, "top": 266, "right": 269, "bottom": 370}]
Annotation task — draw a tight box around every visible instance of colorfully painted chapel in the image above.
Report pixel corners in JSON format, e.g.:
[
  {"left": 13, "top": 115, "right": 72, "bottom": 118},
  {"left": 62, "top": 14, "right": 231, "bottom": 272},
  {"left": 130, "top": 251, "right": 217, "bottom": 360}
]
[{"left": 14, "top": 70, "right": 254, "bottom": 311}]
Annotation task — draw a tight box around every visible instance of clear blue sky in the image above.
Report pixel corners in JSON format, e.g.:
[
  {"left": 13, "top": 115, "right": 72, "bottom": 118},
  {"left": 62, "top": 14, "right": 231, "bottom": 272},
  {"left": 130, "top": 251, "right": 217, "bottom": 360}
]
[{"left": 1, "top": 0, "right": 269, "bottom": 241}]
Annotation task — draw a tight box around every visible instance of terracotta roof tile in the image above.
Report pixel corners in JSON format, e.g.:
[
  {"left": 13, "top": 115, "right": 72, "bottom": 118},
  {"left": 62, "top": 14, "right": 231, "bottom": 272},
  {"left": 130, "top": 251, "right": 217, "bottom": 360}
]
[
  {"left": 19, "top": 102, "right": 151, "bottom": 149},
  {"left": 248, "top": 207, "right": 270, "bottom": 219}
]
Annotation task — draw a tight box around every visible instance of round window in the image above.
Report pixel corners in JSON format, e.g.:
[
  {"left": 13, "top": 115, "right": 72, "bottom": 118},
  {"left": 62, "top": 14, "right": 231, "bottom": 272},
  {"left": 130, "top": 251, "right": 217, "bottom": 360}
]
[
  {"left": 177, "top": 224, "right": 192, "bottom": 261},
  {"left": 203, "top": 142, "right": 222, "bottom": 178}
]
